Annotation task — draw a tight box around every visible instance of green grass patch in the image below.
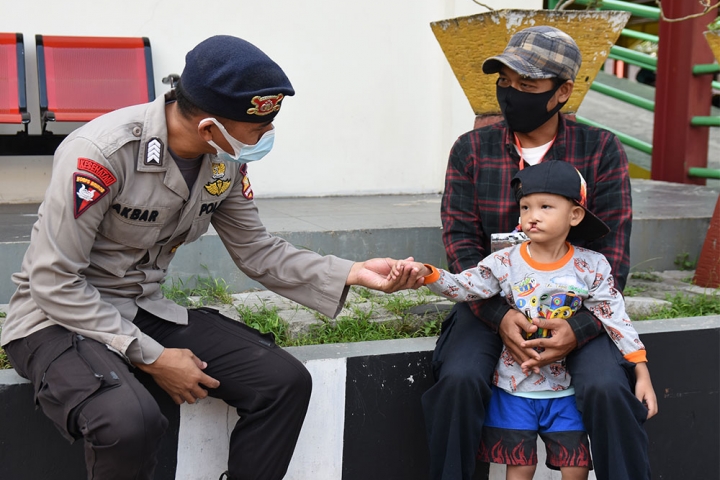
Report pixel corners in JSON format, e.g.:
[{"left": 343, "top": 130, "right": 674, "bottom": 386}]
[
  {"left": 162, "top": 273, "right": 234, "bottom": 307},
  {"left": 673, "top": 253, "right": 697, "bottom": 271},
  {"left": 630, "top": 271, "right": 662, "bottom": 282},
  {"left": 623, "top": 285, "right": 648, "bottom": 297},
  {"left": 235, "top": 299, "right": 443, "bottom": 348},
  {"left": 0, "top": 311, "right": 9, "bottom": 370},
  {"left": 236, "top": 303, "right": 291, "bottom": 342},
  {"left": 380, "top": 288, "right": 440, "bottom": 316},
  {"left": 636, "top": 292, "right": 720, "bottom": 320},
  {"left": 0, "top": 349, "right": 8, "bottom": 370}
]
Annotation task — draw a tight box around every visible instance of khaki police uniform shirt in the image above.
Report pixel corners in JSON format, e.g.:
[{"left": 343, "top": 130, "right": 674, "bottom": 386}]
[{"left": 1, "top": 93, "right": 353, "bottom": 364}]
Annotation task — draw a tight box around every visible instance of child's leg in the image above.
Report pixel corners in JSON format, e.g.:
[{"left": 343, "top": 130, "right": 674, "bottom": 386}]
[
  {"left": 478, "top": 388, "right": 540, "bottom": 474},
  {"left": 506, "top": 465, "right": 537, "bottom": 480},
  {"left": 538, "top": 395, "right": 592, "bottom": 475},
  {"left": 559, "top": 466, "right": 589, "bottom": 480}
]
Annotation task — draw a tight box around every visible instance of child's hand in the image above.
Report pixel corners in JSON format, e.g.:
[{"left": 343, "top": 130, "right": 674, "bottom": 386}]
[
  {"left": 634, "top": 362, "right": 658, "bottom": 419},
  {"left": 347, "top": 257, "right": 424, "bottom": 293},
  {"left": 389, "top": 260, "right": 429, "bottom": 282}
]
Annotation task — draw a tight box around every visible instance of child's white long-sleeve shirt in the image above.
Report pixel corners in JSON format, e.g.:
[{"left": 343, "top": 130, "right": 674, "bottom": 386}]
[{"left": 424, "top": 242, "right": 646, "bottom": 396}]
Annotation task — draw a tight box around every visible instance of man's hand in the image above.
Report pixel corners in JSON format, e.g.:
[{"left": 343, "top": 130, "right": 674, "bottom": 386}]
[
  {"left": 498, "top": 309, "right": 540, "bottom": 365},
  {"left": 634, "top": 362, "right": 658, "bottom": 419},
  {"left": 135, "top": 348, "right": 221, "bottom": 405},
  {"left": 520, "top": 317, "right": 578, "bottom": 373},
  {"left": 347, "top": 257, "right": 425, "bottom": 293}
]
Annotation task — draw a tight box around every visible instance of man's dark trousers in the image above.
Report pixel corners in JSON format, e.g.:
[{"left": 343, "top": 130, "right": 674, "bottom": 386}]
[
  {"left": 6, "top": 307, "right": 312, "bottom": 480},
  {"left": 421, "top": 302, "right": 651, "bottom": 480}
]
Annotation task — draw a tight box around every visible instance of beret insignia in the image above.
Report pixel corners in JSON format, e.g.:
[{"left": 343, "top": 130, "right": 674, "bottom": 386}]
[{"left": 247, "top": 94, "right": 284, "bottom": 116}]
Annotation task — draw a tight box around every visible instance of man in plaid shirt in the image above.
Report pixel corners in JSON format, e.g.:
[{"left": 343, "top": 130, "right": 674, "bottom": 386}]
[{"left": 422, "top": 27, "right": 651, "bottom": 480}]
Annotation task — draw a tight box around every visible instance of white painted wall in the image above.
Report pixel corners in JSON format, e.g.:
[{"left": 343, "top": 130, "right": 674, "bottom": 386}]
[{"left": 0, "top": 0, "right": 540, "bottom": 202}]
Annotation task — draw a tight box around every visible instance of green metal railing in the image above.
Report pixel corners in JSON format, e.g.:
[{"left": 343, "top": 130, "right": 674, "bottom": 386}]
[
  {"left": 560, "top": 0, "right": 659, "bottom": 19},
  {"left": 589, "top": 82, "right": 654, "bottom": 111},
  {"left": 689, "top": 167, "right": 720, "bottom": 179},
  {"left": 549, "top": 0, "right": 720, "bottom": 180},
  {"left": 575, "top": 116, "right": 653, "bottom": 154}
]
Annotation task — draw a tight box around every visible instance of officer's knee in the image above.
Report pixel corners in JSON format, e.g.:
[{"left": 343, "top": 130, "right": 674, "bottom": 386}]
[
  {"left": 272, "top": 359, "right": 312, "bottom": 406},
  {"left": 81, "top": 388, "right": 167, "bottom": 451}
]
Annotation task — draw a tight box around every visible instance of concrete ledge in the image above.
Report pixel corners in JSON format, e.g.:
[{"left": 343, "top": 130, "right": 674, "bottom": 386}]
[{"left": 1, "top": 317, "right": 718, "bottom": 480}]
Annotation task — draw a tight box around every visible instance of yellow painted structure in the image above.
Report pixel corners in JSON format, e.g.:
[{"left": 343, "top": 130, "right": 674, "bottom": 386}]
[
  {"left": 704, "top": 30, "right": 720, "bottom": 64},
  {"left": 431, "top": 9, "right": 631, "bottom": 115},
  {"left": 628, "top": 163, "right": 651, "bottom": 179}
]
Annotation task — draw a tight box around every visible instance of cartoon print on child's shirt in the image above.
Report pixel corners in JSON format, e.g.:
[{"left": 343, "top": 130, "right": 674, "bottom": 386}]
[
  {"left": 538, "top": 292, "right": 582, "bottom": 320},
  {"left": 574, "top": 257, "right": 594, "bottom": 273},
  {"left": 494, "top": 251, "right": 512, "bottom": 267},
  {"left": 591, "top": 301, "right": 613, "bottom": 319},
  {"left": 513, "top": 274, "right": 538, "bottom": 297}
]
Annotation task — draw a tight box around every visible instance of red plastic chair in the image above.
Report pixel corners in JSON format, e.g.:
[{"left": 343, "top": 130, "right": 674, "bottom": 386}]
[
  {"left": 0, "top": 33, "right": 30, "bottom": 132},
  {"left": 36, "top": 35, "right": 155, "bottom": 133}
]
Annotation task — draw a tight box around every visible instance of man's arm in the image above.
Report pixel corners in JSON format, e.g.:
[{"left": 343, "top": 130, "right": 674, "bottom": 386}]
[
  {"left": 441, "top": 135, "right": 513, "bottom": 331},
  {"left": 587, "top": 134, "right": 633, "bottom": 291},
  {"left": 24, "top": 137, "right": 165, "bottom": 364},
  {"left": 565, "top": 132, "right": 633, "bottom": 348}
]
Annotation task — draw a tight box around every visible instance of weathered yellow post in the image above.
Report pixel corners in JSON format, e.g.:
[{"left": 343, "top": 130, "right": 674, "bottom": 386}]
[{"left": 431, "top": 9, "right": 631, "bottom": 122}]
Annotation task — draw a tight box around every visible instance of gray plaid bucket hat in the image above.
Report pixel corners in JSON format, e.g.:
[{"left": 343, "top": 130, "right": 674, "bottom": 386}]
[{"left": 482, "top": 26, "right": 582, "bottom": 81}]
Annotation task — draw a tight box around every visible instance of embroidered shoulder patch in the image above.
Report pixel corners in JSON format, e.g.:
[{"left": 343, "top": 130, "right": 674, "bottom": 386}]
[
  {"left": 242, "top": 174, "right": 253, "bottom": 200},
  {"left": 247, "top": 94, "right": 284, "bottom": 116},
  {"left": 239, "top": 163, "right": 253, "bottom": 199},
  {"left": 77, "top": 158, "right": 117, "bottom": 187},
  {"left": 204, "top": 179, "right": 231, "bottom": 196},
  {"left": 74, "top": 173, "right": 109, "bottom": 218}
]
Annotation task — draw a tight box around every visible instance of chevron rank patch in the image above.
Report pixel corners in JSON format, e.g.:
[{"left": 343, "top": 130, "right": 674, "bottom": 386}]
[
  {"left": 74, "top": 173, "right": 109, "bottom": 218},
  {"left": 77, "top": 157, "right": 116, "bottom": 187},
  {"left": 145, "top": 137, "right": 164, "bottom": 166}
]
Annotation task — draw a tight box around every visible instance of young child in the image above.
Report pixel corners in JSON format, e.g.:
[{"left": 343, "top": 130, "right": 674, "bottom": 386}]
[{"left": 393, "top": 161, "right": 657, "bottom": 480}]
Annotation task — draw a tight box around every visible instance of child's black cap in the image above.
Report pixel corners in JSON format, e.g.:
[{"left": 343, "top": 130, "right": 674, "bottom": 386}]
[{"left": 511, "top": 160, "right": 610, "bottom": 242}]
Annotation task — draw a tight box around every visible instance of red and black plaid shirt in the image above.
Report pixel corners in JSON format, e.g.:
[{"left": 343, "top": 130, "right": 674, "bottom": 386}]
[{"left": 441, "top": 114, "right": 632, "bottom": 347}]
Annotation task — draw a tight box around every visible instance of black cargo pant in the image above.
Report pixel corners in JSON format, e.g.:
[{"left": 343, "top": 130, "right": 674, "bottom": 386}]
[
  {"left": 5, "top": 307, "right": 312, "bottom": 480},
  {"left": 421, "top": 302, "right": 651, "bottom": 480}
]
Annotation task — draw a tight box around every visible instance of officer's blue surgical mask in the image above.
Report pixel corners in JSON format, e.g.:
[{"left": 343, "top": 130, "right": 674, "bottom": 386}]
[{"left": 200, "top": 117, "right": 275, "bottom": 163}]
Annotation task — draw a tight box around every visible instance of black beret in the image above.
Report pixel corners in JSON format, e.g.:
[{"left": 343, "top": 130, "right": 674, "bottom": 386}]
[{"left": 179, "top": 35, "right": 295, "bottom": 123}]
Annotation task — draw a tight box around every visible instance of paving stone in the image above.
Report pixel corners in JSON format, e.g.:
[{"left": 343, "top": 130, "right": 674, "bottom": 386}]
[
  {"left": 625, "top": 296, "right": 672, "bottom": 318},
  {"left": 278, "top": 308, "right": 322, "bottom": 338}
]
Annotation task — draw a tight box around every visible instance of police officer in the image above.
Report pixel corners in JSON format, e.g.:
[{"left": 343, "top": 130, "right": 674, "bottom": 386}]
[{"left": 1, "top": 35, "right": 421, "bottom": 480}]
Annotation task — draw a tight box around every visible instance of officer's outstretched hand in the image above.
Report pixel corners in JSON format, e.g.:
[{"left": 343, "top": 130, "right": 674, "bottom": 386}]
[
  {"left": 348, "top": 257, "right": 424, "bottom": 293},
  {"left": 136, "top": 348, "right": 221, "bottom": 404}
]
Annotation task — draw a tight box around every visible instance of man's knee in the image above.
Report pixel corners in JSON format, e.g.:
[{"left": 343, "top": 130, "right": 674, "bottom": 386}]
[
  {"left": 573, "top": 362, "right": 634, "bottom": 416},
  {"left": 282, "top": 359, "right": 312, "bottom": 401},
  {"left": 433, "top": 363, "right": 494, "bottom": 402},
  {"left": 78, "top": 385, "right": 168, "bottom": 450}
]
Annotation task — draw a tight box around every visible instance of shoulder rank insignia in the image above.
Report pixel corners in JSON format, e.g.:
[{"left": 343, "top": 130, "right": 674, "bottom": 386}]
[
  {"left": 145, "top": 137, "right": 164, "bottom": 166},
  {"left": 204, "top": 178, "right": 231, "bottom": 196},
  {"left": 247, "top": 94, "right": 284, "bottom": 116},
  {"left": 74, "top": 173, "right": 109, "bottom": 218},
  {"left": 77, "top": 158, "right": 116, "bottom": 187}
]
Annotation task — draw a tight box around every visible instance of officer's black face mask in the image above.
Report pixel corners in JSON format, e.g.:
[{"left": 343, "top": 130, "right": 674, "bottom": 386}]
[{"left": 496, "top": 80, "right": 567, "bottom": 134}]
